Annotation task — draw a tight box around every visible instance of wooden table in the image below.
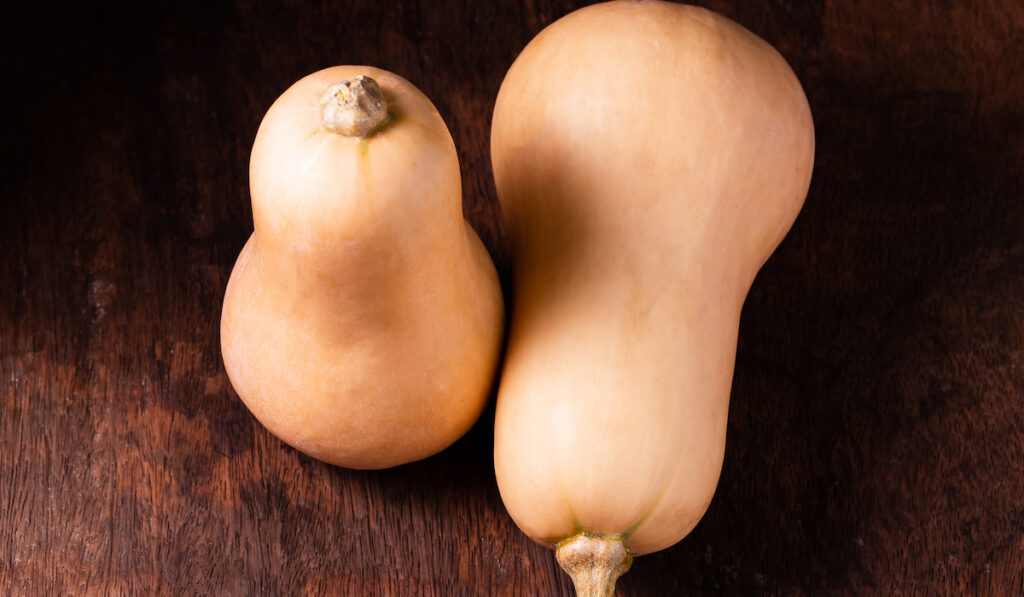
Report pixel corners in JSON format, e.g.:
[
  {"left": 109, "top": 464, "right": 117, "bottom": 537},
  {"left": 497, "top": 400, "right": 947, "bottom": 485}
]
[{"left": 3, "top": 1, "right": 1022, "bottom": 594}]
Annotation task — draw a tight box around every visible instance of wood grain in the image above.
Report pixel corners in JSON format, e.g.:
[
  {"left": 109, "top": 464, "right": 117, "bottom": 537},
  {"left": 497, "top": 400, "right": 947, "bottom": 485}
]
[{"left": 2, "top": 0, "right": 1022, "bottom": 594}]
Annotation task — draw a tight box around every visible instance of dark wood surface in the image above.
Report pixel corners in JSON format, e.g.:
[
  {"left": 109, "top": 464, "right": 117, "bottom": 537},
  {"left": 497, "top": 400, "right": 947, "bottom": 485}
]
[{"left": 2, "top": 0, "right": 1023, "bottom": 594}]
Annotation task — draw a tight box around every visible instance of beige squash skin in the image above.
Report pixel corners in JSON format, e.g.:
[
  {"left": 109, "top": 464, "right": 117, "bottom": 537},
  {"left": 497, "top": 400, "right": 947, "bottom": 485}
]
[
  {"left": 221, "top": 66, "right": 504, "bottom": 470},
  {"left": 491, "top": 2, "right": 814, "bottom": 556}
]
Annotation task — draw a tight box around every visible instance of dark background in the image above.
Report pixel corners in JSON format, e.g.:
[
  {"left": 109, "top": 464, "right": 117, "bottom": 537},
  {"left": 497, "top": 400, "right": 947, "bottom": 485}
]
[{"left": 2, "top": 0, "right": 1022, "bottom": 594}]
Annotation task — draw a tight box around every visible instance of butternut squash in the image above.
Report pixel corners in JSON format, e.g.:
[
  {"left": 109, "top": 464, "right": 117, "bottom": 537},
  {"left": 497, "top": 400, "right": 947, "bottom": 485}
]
[
  {"left": 490, "top": 2, "right": 814, "bottom": 593},
  {"left": 221, "top": 66, "right": 504, "bottom": 470}
]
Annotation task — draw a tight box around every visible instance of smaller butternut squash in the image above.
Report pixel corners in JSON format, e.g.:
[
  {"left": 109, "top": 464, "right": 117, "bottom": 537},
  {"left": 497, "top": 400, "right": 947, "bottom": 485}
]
[{"left": 221, "top": 66, "right": 504, "bottom": 470}]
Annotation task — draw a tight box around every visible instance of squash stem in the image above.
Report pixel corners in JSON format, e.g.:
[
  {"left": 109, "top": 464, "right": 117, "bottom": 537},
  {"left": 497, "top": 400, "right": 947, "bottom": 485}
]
[
  {"left": 319, "top": 76, "right": 389, "bottom": 138},
  {"left": 555, "top": 534, "right": 633, "bottom": 597}
]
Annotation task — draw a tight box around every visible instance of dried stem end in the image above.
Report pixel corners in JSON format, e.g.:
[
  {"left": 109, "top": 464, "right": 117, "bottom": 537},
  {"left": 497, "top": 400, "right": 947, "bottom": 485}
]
[
  {"left": 319, "top": 75, "right": 389, "bottom": 137},
  {"left": 555, "top": 534, "right": 633, "bottom": 597}
]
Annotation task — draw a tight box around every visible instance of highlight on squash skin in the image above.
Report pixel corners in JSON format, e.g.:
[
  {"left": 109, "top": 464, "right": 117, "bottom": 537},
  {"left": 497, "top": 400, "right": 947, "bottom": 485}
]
[{"left": 490, "top": 0, "right": 814, "bottom": 593}]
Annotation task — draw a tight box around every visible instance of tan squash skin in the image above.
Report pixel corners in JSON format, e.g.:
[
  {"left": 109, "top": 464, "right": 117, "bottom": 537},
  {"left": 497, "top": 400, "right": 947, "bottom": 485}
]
[
  {"left": 491, "top": 1, "right": 814, "bottom": 591},
  {"left": 221, "top": 66, "right": 504, "bottom": 470}
]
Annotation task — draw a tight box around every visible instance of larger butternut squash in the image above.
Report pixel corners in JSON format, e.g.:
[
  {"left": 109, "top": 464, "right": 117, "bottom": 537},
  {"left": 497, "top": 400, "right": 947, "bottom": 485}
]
[
  {"left": 490, "top": 2, "right": 814, "bottom": 593},
  {"left": 222, "top": 66, "right": 504, "bottom": 470}
]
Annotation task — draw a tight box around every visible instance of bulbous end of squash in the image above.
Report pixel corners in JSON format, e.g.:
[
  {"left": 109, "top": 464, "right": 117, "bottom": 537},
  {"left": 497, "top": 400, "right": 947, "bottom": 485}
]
[{"left": 556, "top": 534, "right": 633, "bottom": 597}]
